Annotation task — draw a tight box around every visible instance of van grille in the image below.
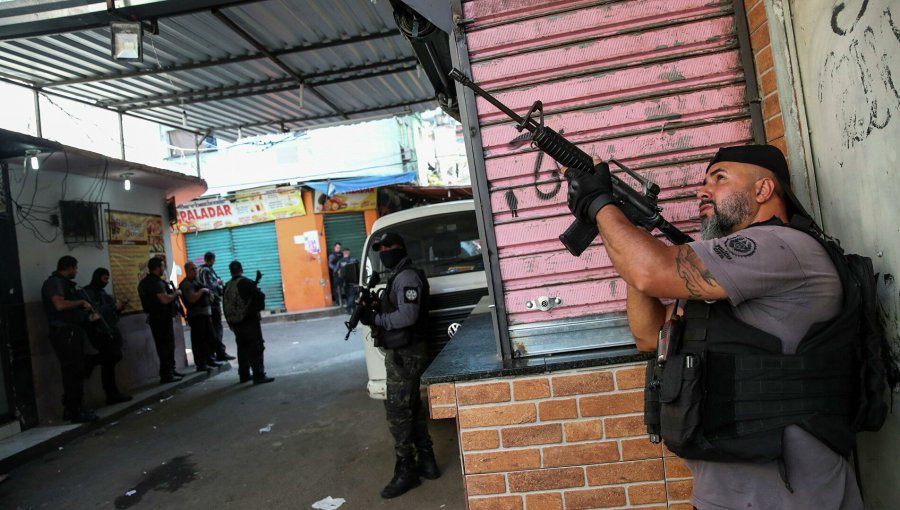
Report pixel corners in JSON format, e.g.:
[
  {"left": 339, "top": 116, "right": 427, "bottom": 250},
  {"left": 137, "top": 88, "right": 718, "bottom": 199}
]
[{"left": 426, "top": 288, "right": 490, "bottom": 361}]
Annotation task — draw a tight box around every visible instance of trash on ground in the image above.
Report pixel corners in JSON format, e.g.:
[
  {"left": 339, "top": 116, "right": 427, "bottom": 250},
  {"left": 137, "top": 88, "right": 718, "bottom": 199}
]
[
  {"left": 259, "top": 423, "right": 274, "bottom": 434},
  {"left": 125, "top": 489, "right": 137, "bottom": 496},
  {"left": 58, "top": 447, "right": 63, "bottom": 451},
  {"left": 136, "top": 407, "right": 153, "bottom": 415},
  {"left": 311, "top": 496, "right": 345, "bottom": 510},
  {"left": 159, "top": 395, "right": 174, "bottom": 402},
  {"left": 0, "top": 473, "right": 8, "bottom": 484}
]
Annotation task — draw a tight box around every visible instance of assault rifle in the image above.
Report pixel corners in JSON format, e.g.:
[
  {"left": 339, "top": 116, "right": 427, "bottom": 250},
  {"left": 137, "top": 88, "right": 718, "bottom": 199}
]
[
  {"left": 449, "top": 69, "right": 691, "bottom": 255},
  {"left": 343, "top": 272, "right": 382, "bottom": 341}
]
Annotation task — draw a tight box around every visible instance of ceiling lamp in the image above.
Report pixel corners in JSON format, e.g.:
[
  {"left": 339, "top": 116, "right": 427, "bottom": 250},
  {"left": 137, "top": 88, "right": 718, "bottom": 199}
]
[
  {"left": 25, "top": 149, "right": 40, "bottom": 170},
  {"left": 122, "top": 172, "right": 133, "bottom": 191},
  {"left": 110, "top": 22, "right": 143, "bottom": 62}
]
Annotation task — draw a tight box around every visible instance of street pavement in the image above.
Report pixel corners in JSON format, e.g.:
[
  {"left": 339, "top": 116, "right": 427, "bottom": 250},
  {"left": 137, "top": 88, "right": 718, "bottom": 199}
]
[{"left": 0, "top": 316, "right": 465, "bottom": 510}]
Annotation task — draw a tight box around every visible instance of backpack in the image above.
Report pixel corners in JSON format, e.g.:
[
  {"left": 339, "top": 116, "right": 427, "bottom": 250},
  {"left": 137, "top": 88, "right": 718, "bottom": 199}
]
[
  {"left": 223, "top": 278, "right": 264, "bottom": 325},
  {"left": 790, "top": 217, "right": 900, "bottom": 432}
]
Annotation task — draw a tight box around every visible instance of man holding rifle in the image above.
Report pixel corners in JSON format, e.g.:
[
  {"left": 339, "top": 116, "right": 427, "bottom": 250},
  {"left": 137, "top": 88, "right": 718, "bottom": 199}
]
[{"left": 563, "top": 145, "right": 862, "bottom": 509}]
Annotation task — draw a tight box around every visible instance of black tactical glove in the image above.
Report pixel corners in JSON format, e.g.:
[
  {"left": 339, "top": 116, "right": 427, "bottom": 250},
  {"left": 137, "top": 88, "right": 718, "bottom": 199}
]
[
  {"left": 565, "top": 162, "right": 616, "bottom": 223},
  {"left": 358, "top": 307, "right": 377, "bottom": 326}
]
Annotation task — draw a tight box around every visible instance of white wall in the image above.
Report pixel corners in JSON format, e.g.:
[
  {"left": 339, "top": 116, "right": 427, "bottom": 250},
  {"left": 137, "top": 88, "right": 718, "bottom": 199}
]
[{"left": 787, "top": 1, "right": 900, "bottom": 507}]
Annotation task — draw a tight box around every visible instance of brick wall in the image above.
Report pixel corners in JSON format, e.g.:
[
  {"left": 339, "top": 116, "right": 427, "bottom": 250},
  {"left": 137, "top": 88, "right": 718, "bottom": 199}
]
[
  {"left": 745, "top": 0, "right": 785, "bottom": 150},
  {"left": 428, "top": 364, "right": 694, "bottom": 510}
]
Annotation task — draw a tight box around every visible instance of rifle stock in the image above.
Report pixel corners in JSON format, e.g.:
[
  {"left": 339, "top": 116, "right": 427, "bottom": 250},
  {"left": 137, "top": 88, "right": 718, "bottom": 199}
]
[{"left": 449, "top": 69, "right": 691, "bottom": 253}]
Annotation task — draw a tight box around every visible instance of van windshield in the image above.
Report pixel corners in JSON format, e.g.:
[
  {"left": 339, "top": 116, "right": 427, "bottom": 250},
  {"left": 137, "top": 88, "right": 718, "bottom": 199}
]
[{"left": 366, "top": 210, "right": 484, "bottom": 279}]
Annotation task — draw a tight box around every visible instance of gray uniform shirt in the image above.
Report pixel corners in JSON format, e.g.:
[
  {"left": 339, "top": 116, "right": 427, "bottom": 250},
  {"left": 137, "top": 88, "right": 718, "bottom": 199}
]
[
  {"left": 375, "top": 260, "right": 424, "bottom": 332},
  {"left": 686, "top": 224, "right": 862, "bottom": 510}
]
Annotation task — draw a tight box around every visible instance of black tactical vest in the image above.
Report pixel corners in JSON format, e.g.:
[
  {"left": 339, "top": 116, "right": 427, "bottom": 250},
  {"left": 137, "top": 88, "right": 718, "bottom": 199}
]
[
  {"left": 377, "top": 263, "right": 430, "bottom": 350},
  {"left": 645, "top": 224, "right": 860, "bottom": 462}
]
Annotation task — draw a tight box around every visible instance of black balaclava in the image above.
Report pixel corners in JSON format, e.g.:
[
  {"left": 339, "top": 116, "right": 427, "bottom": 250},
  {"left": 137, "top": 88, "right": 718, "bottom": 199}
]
[
  {"left": 89, "top": 267, "right": 110, "bottom": 289},
  {"left": 380, "top": 249, "right": 407, "bottom": 269}
]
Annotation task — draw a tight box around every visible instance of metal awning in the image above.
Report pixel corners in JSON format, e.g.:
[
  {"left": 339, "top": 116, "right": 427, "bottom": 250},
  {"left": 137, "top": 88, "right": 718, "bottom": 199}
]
[{"left": 0, "top": 0, "right": 439, "bottom": 140}]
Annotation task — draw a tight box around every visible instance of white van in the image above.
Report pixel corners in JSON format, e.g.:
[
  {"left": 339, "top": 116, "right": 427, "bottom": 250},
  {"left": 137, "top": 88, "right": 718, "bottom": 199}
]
[{"left": 359, "top": 200, "right": 488, "bottom": 399}]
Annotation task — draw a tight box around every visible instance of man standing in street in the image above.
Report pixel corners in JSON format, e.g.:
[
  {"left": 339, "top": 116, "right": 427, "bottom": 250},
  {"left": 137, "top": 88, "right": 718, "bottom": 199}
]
[
  {"left": 562, "top": 145, "right": 863, "bottom": 509},
  {"left": 82, "top": 267, "right": 133, "bottom": 405},
  {"left": 358, "top": 233, "right": 440, "bottom": 499},
  {"left": 223, "top": 261, "right": 273, "bottom": 385},
  {"left": 138, "top": 256, "right": 184, "bottom": 384},
  {"left": 179, "top": 262, "right": 221, "bottom": 372},
  {"left": 198, "top": 251, "right": 235, "bottom": 362},
  {"left": 335, "top": 248, "right": 359, "bottom": 315},
  {"left": 327, "top": 242, "right": 343, "bottom": 305},
  {"left": 41, "top": 256, "right": 98, "bottom": 423}
]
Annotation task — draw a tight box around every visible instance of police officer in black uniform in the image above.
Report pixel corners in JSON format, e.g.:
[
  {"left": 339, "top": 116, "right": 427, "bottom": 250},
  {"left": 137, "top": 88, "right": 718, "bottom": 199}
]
[
  {"left": 138, "top": 256, "right": 184, "bottom": 384},
  {"left": 82, "top": 267, "right": 133, "bottom": 405},
  {"left": 358, "top": 232, "right": 440, "bottom": 499},
  {"left": 41, "top": 255, "right": 99, "bottom": 422}
]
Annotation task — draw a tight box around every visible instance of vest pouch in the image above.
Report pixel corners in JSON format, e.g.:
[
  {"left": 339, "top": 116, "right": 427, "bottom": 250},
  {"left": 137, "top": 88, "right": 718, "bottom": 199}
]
[
  {"left": 644, "top": 358, "right": 662, "bottom": 443},
  {"left": 659, "top": 353, "right": 703, "bottom": 449},
  {"left": 381, "top": 328, "right": 411, "bottom": 349}
]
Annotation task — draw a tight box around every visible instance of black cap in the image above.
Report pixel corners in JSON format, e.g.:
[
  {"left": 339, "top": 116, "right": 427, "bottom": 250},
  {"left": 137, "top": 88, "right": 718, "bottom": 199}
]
[
  {"left": 707, "top": 144, "right": 810, "bottom": 219},
  {"left": 371, "top": 232, "right": 406, "bottom": 251}
]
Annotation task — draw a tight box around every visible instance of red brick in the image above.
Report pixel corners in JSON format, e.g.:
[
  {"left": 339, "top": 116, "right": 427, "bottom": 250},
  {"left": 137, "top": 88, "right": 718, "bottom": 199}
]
[
  {"left": 542, "top": 442, "right": 619, "bottom": 467},
  {"left": 750, "top": 21, "right": 770, "bottom": 50},
  {"left": 462, "top": 430, "right": 500, "bottom": 451},
  {"left": 667, "top": 479, "right": 694, "bottom": 501},
  {"left": 524, "top": 492, "right": 563, "bottom": 510},
  {"left": 763, "top": 90, "right": 780, "bottom": 118},
  {"left": 538, "top": 399, "right": 577, "bottom": 421},
  {"left": 564, "top": 487, "right": 626, "bottom": 510},
  {"left": 429, "top": 383, "right": 455, "bottom": 406},
  {"left": 508, "top": 467, "right": 585, "bottom": 492},
  {"left": 458, "top": 382, "right": 512, "bottom": 405},
  {"left": 470, "top": 495, "right": 524, "bottom": 510},
  {"left": 431, "top": 406, "right": 457, "bottom": 419},
  {"left": 628, "top": 482, "right": 667, "bottom": 505},
  {"left": 604, "top": 415, "right": 646, "bottom": 438},
  {"left": 564, "top": 419, "right": 603, "bottom": 442},
  {"left": 744, "top": 0, "right": 760, "bottom": 13},
  {"left": 502, "top": 424, "right": 562, "bottom": 447},
  {"left": 459, "top": 403, "right": 537, "bottom": 428},
  {"left": 465, "top": 449, "right": 542, "bottom": 474},
  {"left": 513, "top": 378, "right": 550, "bottom": 400},
  {"left": 614, "top": 366, "right": 645, "bottom": 390},
  {"left": 580, "top": 391, "right": 643, "bottom": 417},
  {"left": 670, "top": 504, "right": 695, "bottom": 510},
  {"left": 586, "top": 459, "right": 663, "bottom": 485},
  {"left": 467, "top": 474, "right": 507, "bottom": 496},
  {"left": 665, "top": 457, "right": 693, "bottom": 479},
  {"left": 552, "top": 372, "right": 614, "bottom": 396},
  {"left": 755, "top": 45, "right": 774, "bottom": 73},
  {"left": 621, "top": 438, "right": 662, "bottom": 460},
  {"left": 765, "top": 114, "right": 785, "bottom": 140},
  {"left": 746, "top": 0, "right": 767, "bottom": 32},
  {"left": 769, "top": 136, "right": 788, "bottom": 156},
  {"left": 760, "top": 68, "right": 777, "bottom": 96},
  {"left": 662, "top": 444, "right": 678, "bottom": 457}
]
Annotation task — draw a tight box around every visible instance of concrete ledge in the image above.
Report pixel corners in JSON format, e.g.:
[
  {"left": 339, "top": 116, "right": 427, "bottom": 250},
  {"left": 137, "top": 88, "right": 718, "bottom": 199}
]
[
  {"left": 0, "top": 363, "right": 231, "bottom": 473},
  {"left": 260, "top": 306, "right": 346, "bottom": 324}
]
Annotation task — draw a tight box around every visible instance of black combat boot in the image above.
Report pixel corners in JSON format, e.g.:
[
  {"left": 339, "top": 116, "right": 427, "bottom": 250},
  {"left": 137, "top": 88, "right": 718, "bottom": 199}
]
[
  {"left": 417, "top": 447, "right": 440, "bottom": 480},
  {"left": 380, "top": 455, "right": 420, "bottom": 498}
]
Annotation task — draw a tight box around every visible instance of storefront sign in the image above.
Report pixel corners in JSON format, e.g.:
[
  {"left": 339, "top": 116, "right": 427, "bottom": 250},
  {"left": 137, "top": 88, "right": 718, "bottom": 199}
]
[
  {"left": 313, "top": 190, "right": 376, "bottom": 214},
  {"left": 107, "top": 211, "right": 166, "bottom": 314},
  {"left": 174, "top": 187, "right": 306, "bottom": 232}
]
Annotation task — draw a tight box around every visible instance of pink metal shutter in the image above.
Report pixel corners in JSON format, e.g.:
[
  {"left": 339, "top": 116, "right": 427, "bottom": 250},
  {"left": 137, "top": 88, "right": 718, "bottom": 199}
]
[{"left": 459, "top": 0, "right": 758, "bottom": 355}]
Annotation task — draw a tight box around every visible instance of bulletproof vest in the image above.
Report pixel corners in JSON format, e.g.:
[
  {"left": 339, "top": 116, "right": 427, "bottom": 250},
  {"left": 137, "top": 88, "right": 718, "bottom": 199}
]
[
  {"left": 646, "top": 224, "right": 860, "bottom": 462},
  {"left": 378, "top": 264, "right": 430, "bottom": 349},
  {"left": 138, "top": 274, "right": 172, "bottom": 317},
  {"left": 43, "top": 274, "right": 88, "bottom": 327}
]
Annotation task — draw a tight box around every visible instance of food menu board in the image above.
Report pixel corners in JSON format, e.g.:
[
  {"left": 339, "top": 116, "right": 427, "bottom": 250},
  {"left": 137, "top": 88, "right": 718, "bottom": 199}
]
[
  {"left": 173, "top": 187, "right": 306, "bottom": 232},
  {"left": 313, "top": 190, "right": 377, "bottom": 214},
  {"left": 107, "top": 212, "right": 166, "bottom": 314}
]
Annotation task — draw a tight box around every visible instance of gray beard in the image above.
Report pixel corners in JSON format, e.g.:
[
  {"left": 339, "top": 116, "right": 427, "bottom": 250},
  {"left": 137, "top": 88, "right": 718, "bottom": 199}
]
[{"left": 699, "top": 192, "right": 753, "bottom": 240}]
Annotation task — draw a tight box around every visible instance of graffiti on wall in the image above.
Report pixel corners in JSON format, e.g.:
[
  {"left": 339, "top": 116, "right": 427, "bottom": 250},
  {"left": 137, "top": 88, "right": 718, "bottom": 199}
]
[{"left": 818, "top": 0, "right": 900, "bottom": 148}]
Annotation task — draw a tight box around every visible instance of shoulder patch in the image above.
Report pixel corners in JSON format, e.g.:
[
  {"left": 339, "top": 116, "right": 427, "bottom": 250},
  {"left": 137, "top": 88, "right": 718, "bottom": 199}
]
[
  {"left": 403, "top": 287, "right": 420, "bottom": 303},
  {"left": 725, "top": 235, "right": 757, "bottom": 257}
]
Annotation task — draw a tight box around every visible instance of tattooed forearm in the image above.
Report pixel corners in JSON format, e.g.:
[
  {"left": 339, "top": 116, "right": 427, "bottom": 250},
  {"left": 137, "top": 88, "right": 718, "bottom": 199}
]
[{"left": 675, "top": 246, "right": 718, "bottom": 298}]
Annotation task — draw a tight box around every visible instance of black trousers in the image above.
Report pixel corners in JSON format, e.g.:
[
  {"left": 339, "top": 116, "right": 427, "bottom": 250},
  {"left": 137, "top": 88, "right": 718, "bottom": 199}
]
[
  {"left": 384, "top": 347, "right": 432, "bottom": 458},
  {"left": 210, "top": 303, "right": 226, "bottom": 358},
  {"left": 49, "top": 325, "right": 86, "bottom": 413},
  {"left": 86, "top": 324, "right": 124, "bottom": 396},
  {"left": 186, "top": 314, "right": 217, "bottom": 369},
  {"left": 148, "top": 315, "right": 176, "bottom": 377},
  {"left": 233, "top": 319, "right": 266, "bottom": 379}
]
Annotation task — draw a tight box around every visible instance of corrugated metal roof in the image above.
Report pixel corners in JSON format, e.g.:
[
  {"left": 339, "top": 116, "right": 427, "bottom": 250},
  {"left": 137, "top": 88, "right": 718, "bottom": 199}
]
[{"left": 0, "top": 0, "right": 437, "bottom": 139}]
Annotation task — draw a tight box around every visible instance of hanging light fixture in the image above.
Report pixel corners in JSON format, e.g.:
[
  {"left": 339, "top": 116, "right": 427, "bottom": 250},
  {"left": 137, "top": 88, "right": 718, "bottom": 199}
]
[
  {"left": 25, "top": 149, "right": 40, "bottom": 170},
  {"left": 110, "top": 22, "right": 143, "bottom": 62},
  {"left": 122, "top": 172, "right": 133, "bottom": 191}
]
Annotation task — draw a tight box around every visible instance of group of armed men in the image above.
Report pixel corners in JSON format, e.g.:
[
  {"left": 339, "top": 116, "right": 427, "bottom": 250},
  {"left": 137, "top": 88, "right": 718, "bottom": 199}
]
[
  {"left": 40, "top": 251, "right": 273, "bottom": 424},
  {"left": 38, "top": 143, "right": 873, "bottom": 507}
]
